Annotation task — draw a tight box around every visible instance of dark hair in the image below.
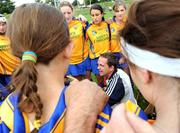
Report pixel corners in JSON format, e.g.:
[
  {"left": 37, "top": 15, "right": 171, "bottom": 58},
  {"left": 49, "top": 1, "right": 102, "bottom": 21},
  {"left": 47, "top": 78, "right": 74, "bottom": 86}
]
[
  {"left": 113, "top": 0, "right": 126, "bottom": 11},
  {"left": 6, "top": 3, "right": 70, "bottom": 132},
  {"left": 100, "top": 52, "right": 118, "bottom": 69},
  {"left": 121, "top": 0, "right": 180, "bottom": 58},
  {"left": 90, "top": 4, "right": 105, "bottom": 21},
  {"left": 59, "top": 1, "right": 73, "bottom": 11}
]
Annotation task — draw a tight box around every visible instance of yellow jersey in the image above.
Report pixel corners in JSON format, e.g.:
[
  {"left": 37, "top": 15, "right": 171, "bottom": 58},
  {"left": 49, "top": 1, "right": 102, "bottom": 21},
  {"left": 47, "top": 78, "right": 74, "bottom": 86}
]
[
  {"left": 69, "top": 20, "right": 89, "bottom": 64},
  {"left": 110, "top": 16, "right": 127, "bottom": 53},
  {"left": 0, "top": 35, "right": 20, "bottom": 75},
  {"left": 87, "top": 22, "right": 110, "bottom": 59}
]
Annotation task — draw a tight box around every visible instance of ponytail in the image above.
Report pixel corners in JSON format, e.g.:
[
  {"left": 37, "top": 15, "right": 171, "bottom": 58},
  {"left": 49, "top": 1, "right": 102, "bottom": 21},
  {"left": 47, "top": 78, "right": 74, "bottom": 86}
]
[{"left": 12, "top": 53, "right": 43, "bottom": 132}]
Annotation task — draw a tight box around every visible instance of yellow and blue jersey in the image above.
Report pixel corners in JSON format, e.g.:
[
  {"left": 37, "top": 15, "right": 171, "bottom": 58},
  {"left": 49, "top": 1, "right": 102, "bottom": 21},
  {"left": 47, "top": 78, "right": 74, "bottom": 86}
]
[
  {"left": 125, "top": 100, "right": 148, "bottom": 120},
  {"left": 0, "top": 88, "right": 66, "bottom": 133},
  {"left": 96, "top": 105, "right": 111, "bottom": 132},
  {"left": 0, "top": 35, "right": 20, "bottom": 75},
  {"left": 110, "top": 16, "right": 127, "bottom": 53},
  {"left": 0, "top": 86, "right": 112, "bottom": 133},
  {"left": 69, "top": 20, "right": 89, "bottom": 64},
  {"left": 86, "top": 22, "right": 110, "bottom": 59}
]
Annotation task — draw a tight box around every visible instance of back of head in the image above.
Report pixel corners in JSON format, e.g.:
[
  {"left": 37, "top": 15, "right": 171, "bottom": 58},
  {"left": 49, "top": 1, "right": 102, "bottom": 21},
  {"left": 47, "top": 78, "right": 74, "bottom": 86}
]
[
  {"left": 121, "top": 0, "right": 180, "bottom": 58},
  {"left": 6, "top": 3, "right": 70, "bottom": 129},
  {"left": 7, "top": 3, "right": 69, "bottom": 63}
]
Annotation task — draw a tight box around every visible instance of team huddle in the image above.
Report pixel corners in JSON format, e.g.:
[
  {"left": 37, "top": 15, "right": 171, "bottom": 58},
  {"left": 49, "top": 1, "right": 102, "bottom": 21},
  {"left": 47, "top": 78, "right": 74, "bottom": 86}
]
[{"left": 0, "top": 0, "right": 179, "bottom": 133}]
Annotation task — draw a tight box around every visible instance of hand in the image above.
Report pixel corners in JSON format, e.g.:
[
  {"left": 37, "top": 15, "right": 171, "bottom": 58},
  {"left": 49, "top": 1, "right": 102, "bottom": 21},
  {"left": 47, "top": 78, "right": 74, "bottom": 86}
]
[
  {"left": 101, "top": 104, "right": 156, "bottom": 133},
  {"left": 64, "top": 79, "right": 109, "bottom": 133},
  {"left": 77, "top": 14, "right": 87, "bottom": 23},
  {"left": 106, "top": 18, "right": 113, "bottom": 24}
]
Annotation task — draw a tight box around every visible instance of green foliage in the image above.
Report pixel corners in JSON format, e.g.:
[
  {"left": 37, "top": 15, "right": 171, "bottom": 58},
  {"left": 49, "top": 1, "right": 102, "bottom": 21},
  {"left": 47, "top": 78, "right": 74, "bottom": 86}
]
[
  {"left": 74, "top": 2, "right": 114, "bottom": 22},
  {"left": 74, "top": 0, "right": 133, "bottom": 22},
  {"left": 0, "top": 0, "right": 15, "bottom": 14},
  {"left": 35, "top": 0, "right": 54, "bottom": 6}
]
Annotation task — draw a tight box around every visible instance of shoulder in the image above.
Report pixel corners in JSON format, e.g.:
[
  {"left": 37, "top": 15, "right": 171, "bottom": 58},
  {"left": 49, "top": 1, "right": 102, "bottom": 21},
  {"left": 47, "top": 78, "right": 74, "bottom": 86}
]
[
  {"left": 0, "top": 93, "right": 19, "bottom": 130},
  {"left": 69, "top": 19, "right": 81, "bottom": 26},
  {"left": 86, "top": 23, "right": 93, "bottom": 32},
  {"left": 110, "top": 21, "right": 119, "bottom": 27},
  {"left": 122, "top": 15, "right": 127, "bottom": 23},
  {"left": 101, "top": 21, "right": 109, "bottom": 27},
  {"left": 125, "top": 100, "right": 148, "bottom": 120},
  {"left": 117, "top": 69, "right": 128, "bottom": 78}
]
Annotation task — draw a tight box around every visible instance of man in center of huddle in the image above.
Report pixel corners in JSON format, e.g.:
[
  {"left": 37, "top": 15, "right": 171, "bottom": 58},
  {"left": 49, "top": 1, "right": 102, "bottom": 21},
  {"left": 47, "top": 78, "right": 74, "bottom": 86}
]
[{"left": 98, "top": 52, "right": 136, "bottom": 108}]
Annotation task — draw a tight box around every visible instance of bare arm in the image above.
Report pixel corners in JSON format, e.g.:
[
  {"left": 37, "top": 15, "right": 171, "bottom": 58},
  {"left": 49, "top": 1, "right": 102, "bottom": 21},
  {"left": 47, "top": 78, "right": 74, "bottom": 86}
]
[{"left": 64, "top": 79, "right": 109, "bottom": 133}]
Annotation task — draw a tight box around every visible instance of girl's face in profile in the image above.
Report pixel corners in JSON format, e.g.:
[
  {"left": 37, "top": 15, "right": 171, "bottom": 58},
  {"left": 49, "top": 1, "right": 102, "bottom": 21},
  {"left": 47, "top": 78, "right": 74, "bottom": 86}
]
[
  {"left": 114, "top": 5, "right": 126, "bottom": 21},
  {"left": 61, "top": 6, "right": 73, "bottom": 23},
  {"left": 91, "top": 9, "right": 103, "bottom": 25},
  {"left": 0, "top": 22, "right": 6, "bottom": 35}
]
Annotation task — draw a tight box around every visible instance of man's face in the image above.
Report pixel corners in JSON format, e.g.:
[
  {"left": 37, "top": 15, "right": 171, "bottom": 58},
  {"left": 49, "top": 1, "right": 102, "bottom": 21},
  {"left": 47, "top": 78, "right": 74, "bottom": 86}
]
[
  {"left": 0, "top": 22, "right": 6, "bottom": 35},
  {"left": 98, "top": 56, "right": 112, "bottom": 76},
  {"left": 61, "top": 6, "right": 73, "bottom": 23}
]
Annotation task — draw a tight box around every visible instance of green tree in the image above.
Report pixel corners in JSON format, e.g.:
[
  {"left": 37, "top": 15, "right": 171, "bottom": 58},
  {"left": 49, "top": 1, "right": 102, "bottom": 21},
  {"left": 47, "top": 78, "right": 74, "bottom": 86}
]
[
  {"left": 45, "top": 0, "right": 55, "bottom": 6},
  {"left": 35, "top": 0, "right": 43, "bottom": 3},
  {"left": 0, "top": 0, "right": 15, "bottom": 14},
  {"left": 35, "top": 0, "right": 55, "bottom": 6}
]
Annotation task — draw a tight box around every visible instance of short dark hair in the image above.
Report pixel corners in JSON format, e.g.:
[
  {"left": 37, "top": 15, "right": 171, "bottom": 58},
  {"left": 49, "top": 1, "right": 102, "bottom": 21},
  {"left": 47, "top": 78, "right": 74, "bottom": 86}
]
[
  {"left": 100, "top": 52, "right": 118, "bottom": 68},
  {"left": 90, "top": 4, "right": 105, "bottom": 21}
]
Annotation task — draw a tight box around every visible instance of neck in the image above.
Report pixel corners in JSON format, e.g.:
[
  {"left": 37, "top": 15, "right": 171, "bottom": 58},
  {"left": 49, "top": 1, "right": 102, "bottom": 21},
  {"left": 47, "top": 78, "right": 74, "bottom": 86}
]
[
  {"left": 37, "top": 61, "right": 67, "bottom": 122},
  {"left": 36, "top": 62, "right": 66, "bottom": 96},
  {"left": 106, "top": 69, "right": 116, "bottom": 79},
  {"left": 94, "top": 21, "right": 102, "bottom": 26},
  {"left": 37, "top": 57, "right": 67, "bottom": 96},
  {"left": 115, "top": 17, "right": 123, "bottom": 25},
  {"left": 152, "top": 78, "right": 180, "bottom": 133}
]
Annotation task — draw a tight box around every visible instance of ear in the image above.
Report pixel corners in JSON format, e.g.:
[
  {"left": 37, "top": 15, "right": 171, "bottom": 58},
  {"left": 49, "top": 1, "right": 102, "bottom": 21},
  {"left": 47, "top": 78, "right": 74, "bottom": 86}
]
[
  {"left": 138, "top": 68, "right": 152, "bottom": 84},
  {"left": 63, "top": 41, "right": 73, "bottom": 59},
  {"left": 109, "top": 65, "right": 115, "bottom": 72}
]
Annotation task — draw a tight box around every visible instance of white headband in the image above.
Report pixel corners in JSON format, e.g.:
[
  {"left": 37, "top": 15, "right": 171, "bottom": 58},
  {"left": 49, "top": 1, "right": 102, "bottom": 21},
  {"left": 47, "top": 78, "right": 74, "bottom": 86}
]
[{"left": 121, "top": 38, "right": 180, "bottom": 78}]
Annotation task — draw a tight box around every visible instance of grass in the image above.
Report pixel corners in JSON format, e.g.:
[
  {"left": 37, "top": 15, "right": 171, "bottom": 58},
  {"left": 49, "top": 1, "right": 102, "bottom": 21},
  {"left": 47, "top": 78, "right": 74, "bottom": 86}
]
[{"left": 74, "top": 0, "right": 133, "bottom": 22}]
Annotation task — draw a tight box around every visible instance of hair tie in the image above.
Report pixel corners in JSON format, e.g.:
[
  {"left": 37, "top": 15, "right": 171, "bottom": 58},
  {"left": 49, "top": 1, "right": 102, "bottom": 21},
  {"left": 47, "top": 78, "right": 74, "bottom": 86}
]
[
  {"left": 22, "top": 51, "right": 37, "bottom": 63},
  {"left": 33, "top": 119, "right": 41, "bottom": 130}
]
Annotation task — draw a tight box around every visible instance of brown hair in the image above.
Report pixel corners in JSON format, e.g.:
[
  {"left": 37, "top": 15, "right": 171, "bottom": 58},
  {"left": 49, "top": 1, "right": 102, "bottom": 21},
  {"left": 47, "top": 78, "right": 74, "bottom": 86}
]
[
  {"left": 90, "top": 4, "right": 105, "bottom": 21},
  {"left": 6, "top": 3, "right": 70, "bottom": 132},
  {"left": 100, "top": 52, "right": 118, "bottom": 69},
  {"left": 121, "top": 0, "right": 180, "bottom": 58},
  {"left": 59, "top": 1, "right": 73, "bottom": 11},
  {"left": 113, "top": 0, "right": 126, "bottom": 11}
]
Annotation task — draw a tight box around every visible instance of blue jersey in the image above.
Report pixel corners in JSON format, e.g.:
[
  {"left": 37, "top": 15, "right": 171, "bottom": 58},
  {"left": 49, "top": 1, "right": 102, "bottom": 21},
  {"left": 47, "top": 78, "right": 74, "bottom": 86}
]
[{"left": 0, "top": 87, "right": 112, "bottom": 133}]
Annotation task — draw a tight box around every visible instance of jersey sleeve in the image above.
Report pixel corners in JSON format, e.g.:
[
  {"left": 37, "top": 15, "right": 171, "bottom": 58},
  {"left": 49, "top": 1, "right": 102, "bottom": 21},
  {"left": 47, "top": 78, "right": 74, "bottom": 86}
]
[{"left": 95, "top": 103, "right": 112, "bottom": 133}]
